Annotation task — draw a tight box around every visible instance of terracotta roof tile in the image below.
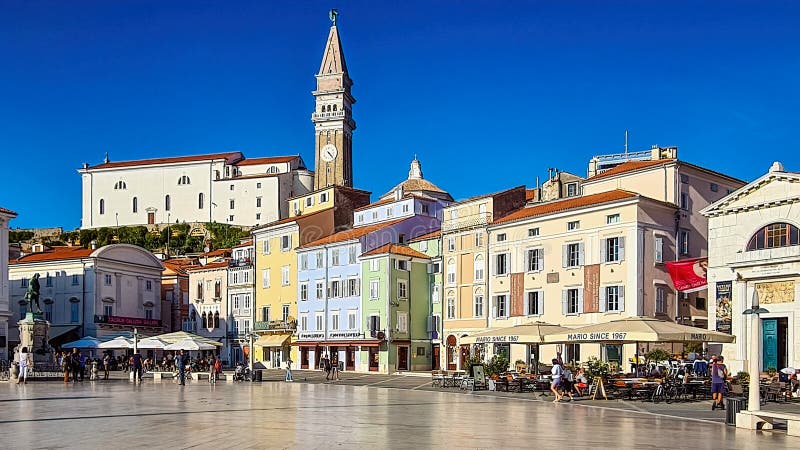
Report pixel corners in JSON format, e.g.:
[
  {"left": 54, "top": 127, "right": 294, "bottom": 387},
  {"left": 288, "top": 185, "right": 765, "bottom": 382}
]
[
  {"left": 233, "top": 240, "right": 253, "bottom": 249},
  {"left": 234, "top": 155, "right": 299, "bottom": 166},
  {"left": 586, "top": 159, "right": 675, "bottom": 182},
  {"left": 493, "top": 190, "right": 638, "bottom": 225},
  {"left": 450, "top": 185, "right": 526, "bottom": 206},
  {"left": 12, "top": 246, "right": 93, "bottom": 264},
  {"left": 354, "top": 197, "right": 395, "bottom": 211},
  {"left": 88, "top": 152, "right": 243, "bottom": 170},
  {"left": 187, "top": 261, "right": 230, "bottom": 271},
  {"left": 407, "top": 230, "right": 440, "bottom": 243},
  {"left": 361, "top": 244, "right": 431, "bottom": 259},
  {"left": 200, "top": 249, "right": 231, "bottom": 258},
  {"left": 253, "top": 207, "right": 332, "bottom": 230},
  {"left": 0, "top": 207, "right": 18, "bottom": 217},
  {"left": 298, "top": 218, "right": 407, "bottom": 249}
]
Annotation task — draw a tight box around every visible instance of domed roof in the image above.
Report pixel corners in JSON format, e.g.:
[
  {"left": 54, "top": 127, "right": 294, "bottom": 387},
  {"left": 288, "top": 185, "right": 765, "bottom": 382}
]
[{"left": 381, "top": 157, "right": 453, "bottom": 202}]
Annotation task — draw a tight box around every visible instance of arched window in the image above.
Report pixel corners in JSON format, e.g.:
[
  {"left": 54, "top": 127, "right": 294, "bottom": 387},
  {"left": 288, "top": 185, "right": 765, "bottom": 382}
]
[
  {"left": 165, "top": 195, "right": 171, "bottom": 211},
  {"left": 114, "top": 181, "right": 127, "bottom": 190},
  {"left": 198, "top": 193, "right": 204, "bottom": 209},
  {"left": 333, "top": 104, "right": 337, "bottom": 111},
  {"left": 214, "top": 312, "right": 220, "bottom": 329},
  {"left": 201, "top": 312, "right": 207, "bottom": 328},
  {"left": 266, "top": 166, "right": 279, "bottom": 174},
  {"left": 99, "top": 199, "right": 105, "bottom": 215},
  {"left": 747, "top": 223, "right": 800, "bottom": 251},
  {"left": 327, "top": 105, "right": 332, "bottom": 112},
  {"left": 208, "top": 312, "right": 214, "bottom": 328},
  {"left": 132, "top": 197, "right": 138, "bottom": 213},
  {"left": 178, "top": 175, "right": 190, "bottom": 185}
]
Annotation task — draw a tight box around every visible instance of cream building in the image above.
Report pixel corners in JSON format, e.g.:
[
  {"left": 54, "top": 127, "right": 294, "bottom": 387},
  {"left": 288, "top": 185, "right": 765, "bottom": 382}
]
[
  {"left": 440, "top": 187, "right": 527, "bottom": 370},
  {"left": 187, "top": 260, "right": 230, "bottom": 360},
  {"left": 0, "top": 207, "right": 17, "bottom": 360},
  {"left": 79, "top": 152, "right": 313, "bottom": 229},
  {"left": 228, "top": 241, "right": 254, "bottom": 363},
  {"left": 703, "top": 161, "right": 800, "bottom": 373}
]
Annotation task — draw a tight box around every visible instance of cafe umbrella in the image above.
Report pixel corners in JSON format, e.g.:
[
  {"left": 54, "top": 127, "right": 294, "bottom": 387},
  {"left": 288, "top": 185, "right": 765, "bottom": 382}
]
[{"left": 461, "top": 322, "right": 570, "bottom": 374}]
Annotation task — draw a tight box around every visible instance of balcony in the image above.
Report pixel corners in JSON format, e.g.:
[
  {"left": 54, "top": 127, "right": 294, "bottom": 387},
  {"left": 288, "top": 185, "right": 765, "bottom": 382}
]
[
  {"left": 732, "top": 246, "right": 800, "bottom": 267},
  {"left": 442, "top": 212, "right": 493, "bottom": 232},
  {"left": 229, "top": 258, "right": 252, "bottom": 268},
  {"left": 254, "top": 320, "right": 297, "bottom": 331}
]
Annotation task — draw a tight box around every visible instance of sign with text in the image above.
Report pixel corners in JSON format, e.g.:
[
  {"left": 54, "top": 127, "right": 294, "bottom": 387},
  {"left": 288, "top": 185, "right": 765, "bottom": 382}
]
[
  {"left": 297, "top": 332, "right": 324, "bottom": 340},
  {"left": 566, "top": 332, "right": 628, "bottom": 341},
  {"left": 474, "top": 335, "right": 520, "bottom": 343},
  {"left": 328, "top": 332, "right": 363, "bottom": 339},
  {"left": 94, "top": 315, "right": 161, "bottom": 327},
  {"left": 666, "top": 257, "right": 708, "bottom": 293},
  {"left": 583, "top": 264, "right": 600, "bottom": 313},
  {"left": 715, "top": 281, "right": 732, "bottom": 334}
]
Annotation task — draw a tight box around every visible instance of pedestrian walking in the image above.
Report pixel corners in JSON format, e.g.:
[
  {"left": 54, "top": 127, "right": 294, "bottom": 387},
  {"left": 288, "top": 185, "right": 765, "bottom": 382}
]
[
  {"left": 103, "top": 353, "right": 111, "bottom": 380},
  {"left": 330, "top": 353, "right": 340, "bottom": 381},
  {"left": 321, "top": 353, "right": 331, "bottom": 380},
  {"left": 62, "top": 351, "right": 71, "bottom": 383},
  {"left": 132, "top": 352, "right": 144, "bottom": 382},
  {"left": 70, "top": 348, "right": 81, "bottom": 383},
  {"left": 562, "top": 365, "right": 575, "bottom": 401},
  {"left": 90, "top": 359, "right": 99, "bottom": 380},
  {"left": 17, "top": 347, "right": 31, "bottom": 384},
  {"left": 78, "top": 352, "right": 87, "bottom": 381},
  {"left": 176, "top": 350, "right": 186, "bottom": 385},
  {"left": 285, "top": 358, "right": 293, "bottom": 382},
  {"left": 550, "top": 358, "right": 564, "bottom": 403},
  {"left": 711, "top": 355, "right": 729, "bottom": 410}
]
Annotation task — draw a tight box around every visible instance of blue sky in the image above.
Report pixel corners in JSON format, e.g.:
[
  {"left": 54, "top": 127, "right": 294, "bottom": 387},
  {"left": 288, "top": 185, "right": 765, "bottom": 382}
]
[{"left": 1, "top": 1, "right": 798, "bottom": 229}]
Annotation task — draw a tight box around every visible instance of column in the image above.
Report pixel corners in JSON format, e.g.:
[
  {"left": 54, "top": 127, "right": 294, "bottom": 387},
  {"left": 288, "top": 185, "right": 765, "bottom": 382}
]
[{"left": 735, "top": 280, "right": 748, "bottom": 362}]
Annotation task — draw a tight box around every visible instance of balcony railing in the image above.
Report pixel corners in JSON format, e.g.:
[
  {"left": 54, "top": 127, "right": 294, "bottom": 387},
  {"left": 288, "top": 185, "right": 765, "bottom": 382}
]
[
  {"left": 441, "top": 212, "right": 493, "bottom": 232},
  {"left": 254, "top": 320, "right": 297, "bottom": 331}
]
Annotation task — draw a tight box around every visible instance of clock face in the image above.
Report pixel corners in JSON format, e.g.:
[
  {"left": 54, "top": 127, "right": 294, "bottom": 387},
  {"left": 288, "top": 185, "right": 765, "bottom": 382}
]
[{"left": 321, "top": 144, "right": 338, "bottom": 162}]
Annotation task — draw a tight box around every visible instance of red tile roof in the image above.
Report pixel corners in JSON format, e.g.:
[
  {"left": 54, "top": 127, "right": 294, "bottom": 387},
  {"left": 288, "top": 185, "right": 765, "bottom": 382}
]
[
  {"left": 163, "top": 258, "right": 200, "bottom": 275},
  {"left": 450, "top": 185, "right": 526, "bottom": 206},
  {"left": 88, "top": 152, "right": 243, "bottom": 170},
  {"left": 233, "top": 240, "right": 253, "bottom": 249},
  {"left": 253, "top": 207, "right": 332, "bottom": 230},
  {"left": 298, "top": 218, "right": 407, "bottom": 249},
  {"left": 0, "top": 207, "right": 18, "bottom": 217},
  {"left": 12, "top": 246, "right": 93, "bottom": 264},
  {"left": 361, "top": 244, "right": 431, "bottom": 259},
  {"left": 586, "top": 159, "right": 675, "bottom": 182},
  {"left": 200, "top": 248, "right": 231, "bottom": 258},
  {"left": 187, "top": 261, "right": 230, "bottom": 271},
  {"left": 493, "top": 190, "right": 638, "bottom": 225},
  {"left": 407, "top": 230, "right": 440, "bottom": 243},
  {"left": 234, "top": 156, "right": 299, "bottom": 166},
  {"left": 354, "top": 197, "right": 394, "bottom": 211}
]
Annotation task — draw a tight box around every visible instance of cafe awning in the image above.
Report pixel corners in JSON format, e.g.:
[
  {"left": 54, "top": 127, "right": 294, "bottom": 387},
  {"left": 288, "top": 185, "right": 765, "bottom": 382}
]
[
  {"left": 254, "top": 334, "right": 291, "bottom": 348},
  {"left": 460, "top": 322, "right": 570, "bottom": 345},
  {"left": 543, "top": 316, "right": 736, "bottom": 344}
]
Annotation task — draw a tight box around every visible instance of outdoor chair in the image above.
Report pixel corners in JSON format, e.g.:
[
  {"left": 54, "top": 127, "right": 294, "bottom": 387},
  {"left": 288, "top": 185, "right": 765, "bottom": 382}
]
[
  {"left": 431, "top": 370, "right": 444, "bottom": 387},
  {"left": 767, "top": 382, "right": 785, "bottom": 403}
]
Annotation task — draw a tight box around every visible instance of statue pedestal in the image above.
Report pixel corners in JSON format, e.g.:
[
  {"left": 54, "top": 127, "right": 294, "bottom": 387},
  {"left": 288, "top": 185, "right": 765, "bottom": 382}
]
[{"left": 14, "top": 313, "right": 54, "bottom": 367}]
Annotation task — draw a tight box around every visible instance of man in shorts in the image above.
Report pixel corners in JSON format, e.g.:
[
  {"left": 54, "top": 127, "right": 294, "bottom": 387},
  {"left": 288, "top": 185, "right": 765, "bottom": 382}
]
[{"left": 711, "top": 355, "right": 728, "bottom": 410}]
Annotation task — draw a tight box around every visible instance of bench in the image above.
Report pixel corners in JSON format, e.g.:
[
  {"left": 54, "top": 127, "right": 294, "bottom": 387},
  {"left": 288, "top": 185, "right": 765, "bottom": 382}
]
[
  {"left": 189, "top": 372, "right": 211, "bottom": 381},
  {"left": 736, "top": 410, "right": 800, "bottom": 436},
  {"left": 150, "top": 372, "right": 174, "bottom": 381}
]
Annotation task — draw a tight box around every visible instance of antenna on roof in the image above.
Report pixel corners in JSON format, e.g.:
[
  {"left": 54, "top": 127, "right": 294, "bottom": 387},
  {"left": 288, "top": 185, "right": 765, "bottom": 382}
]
[
  {"left": 104, "top": 152, "right": 110, "bottom": 164},
  {"left": 624, "top": 130, "right": 629, "bottom": 161}
]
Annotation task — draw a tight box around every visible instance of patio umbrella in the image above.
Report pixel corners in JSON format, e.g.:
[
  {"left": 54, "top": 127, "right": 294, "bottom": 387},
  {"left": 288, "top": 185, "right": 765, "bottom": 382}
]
[
  {"left": 62, "top": 337, "right": 101, "bottom": 349},
  {"left": 137, "top": 337, "right": 169, "bottom": 349},
  {"left": 98, "top": 336, "right": 133, "bottom": 349},
  {"left": 781, "top": 367, "right": 797, "bottom": 375},
  {"left": 151, "top": 331, "right": 223, "bottom": 347},
  {"left": 164, "top": 339, "right": 216, "bottom": 351},
  {"left": 461, "top": 322, "right": 569, "bottom": 375}
]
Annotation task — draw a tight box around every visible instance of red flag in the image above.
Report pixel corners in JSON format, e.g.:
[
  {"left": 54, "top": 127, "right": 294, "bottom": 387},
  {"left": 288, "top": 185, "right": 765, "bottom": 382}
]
[{"left": 666, "top": 257, "right": 708, "bottom": 293}]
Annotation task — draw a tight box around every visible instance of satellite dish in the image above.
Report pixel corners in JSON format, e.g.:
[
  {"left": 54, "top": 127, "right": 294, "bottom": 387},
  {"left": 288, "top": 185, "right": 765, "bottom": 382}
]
[{"left": 204, "top": 246, "right": 210, "bottom": 253}]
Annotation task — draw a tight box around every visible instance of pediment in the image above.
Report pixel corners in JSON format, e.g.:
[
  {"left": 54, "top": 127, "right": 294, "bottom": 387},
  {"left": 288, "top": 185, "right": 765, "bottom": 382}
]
[{"left": 703, "top": 173, "right": 800, "bottom": 216}]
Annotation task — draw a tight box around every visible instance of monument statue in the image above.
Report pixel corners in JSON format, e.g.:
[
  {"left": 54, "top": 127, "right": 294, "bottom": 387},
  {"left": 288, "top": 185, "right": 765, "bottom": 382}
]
[
  {"left": 329, "top": 8, "right": 338, "bottom": 26},
  {"left": 24, "top": 273, "right": 42, "bottom": 315}
]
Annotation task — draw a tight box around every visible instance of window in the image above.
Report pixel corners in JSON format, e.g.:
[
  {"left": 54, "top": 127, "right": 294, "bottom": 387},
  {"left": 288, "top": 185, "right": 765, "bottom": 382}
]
[
  {"left": 494, "top": 253, "right": 509, "bottom": 275},
  {"left": 655, "top": 287, "right": 667, "bottom": 314},
  {"left": 606, "top": 214, "right": 620, "bottom": 224},
  {"left": 306, "top": 196, "right": 314, "bottom": 207},
  {"left": 563, "top": 288, "right": 582, "bottom": 315},
  {"left": 145, "top": 280, "right": 152, "bottom": 291},
  {"left": 215, "top": 280, "right": 221, "bottom": 298},
  {"left": 710, "top": 183, "right": 719, "bottom": 192},
  {"left": 262, "top": 269, "right": 270, "bottom": 288},
  {"left": 419, "top": 240, "right": 428, "bottom": 251},
  {"left": 528, "top": 227, "right": 540, "bottom": 237},
  {"left": 299, "top": 254, "right": 309, "bottom": 270},
  {"left": 256, "top": 197, "right": 262, "bottom": 208},
  {"left": 348, "top": 311, "right": 357, "bottom": 329},
  {"left": 262, "top": 240, "right": 271, "bottom": 254},
  {"left": 133, "top": 197, "right": 138, "bottom": 213},
  {"left": 371, "top": 211, "right": 378, "bottom": 220},
  {"left": 331, "top": 249, "right": 340, "bottom": 266},
  {"left": 145, "top": 308, "right": 153, "bottom": 320},
  {"left": 474, "top": 255, "right": 485, "bottom": 280},
  {"left": 357, "top": 214, "right": 363, "bottom": 224},
  {"left": 229, "top": 215, "right": 234, "bottom": 222},
  {"left": 369, "top": 259, "right": 379, "bottom": 271},
  {"left": 104, "top": 304, "right": 113, "bottom": 317},
  {"left": 114, "top": 181, "right": 127, "bottom": 190},
  {"left": 347, "top": 278, "right": 359, "bottom": 297},
  {"left": 526, "top": 248, "right": 543, "bottom": 272},
  {"left": 563, "top": 242, "right": 583, "bottom": 268},
  {"left": 696, "top": 297, "right": 707, "bottom": 310},
  {"left": 300, "top": 282, "right": 308, "bottom": 301},
  {"left": 386, "top": 207, "right": 393, "bottom": 218},
  {"left": 402, "top": 204, "right": 409, "bottom": 213},
  {"left": 230, "top": 199, "right": 235, "bottom": 209},
  {"left": 497, "top": 233, "right": 507, "bottom": 242},
  {"left": 494, "top": 295, "right": 508, "bottom": 318},
  {"left": 177, "top": 175, "right": 190, "bottom": 185},
  {"left": 526, "top": 291, "right": 543, "bottom": 315},
  {"left": 397, "top": 313, "right": 408, "bottom": 333},
  {"left": 70, "top": 302, "right": 80, "bottom": 323},
  {"left": 370, "top": 278, "right": 380, "bottom": 298},
  {"left": 196, "top": 282, "right": 204, "bottom": 300},
  {"left": 256, "top": 182, "right": 262, "bottom": 189},
  {"left": 447, "top": 237, "right": 455, "bottom": 252},
  {"left": 475, "top": 233, "right": 483, "bottom": 247},
  {"left": 316, "top": 314, "right": 324, "bottom": 331},
  {"left": 300, "top": 314, "right": 307, "bottom": 331},
  {"left": 654, "top": 236, "right": 664, "bottom": 263},
  {"left": 680, "top": 174, "right": 689, "bottom": 184},
  {"left": 680, "top": 229, "right": 690, "bottom": 255},
  {"left": 446, "top": 297, "right": 455, "bottom": 319},
  {"left": 567, "top": 221, "right": 580, "bottom": 231},
  {"left": 20, "top": 303, "right": 27, "bottom": 320},
  {"left": 262, "top": 307, "right": 270, "bottom": 322},
  {"left": 604, "top": 237, "right": 624, "bottom": 263},
  {"left": 332, "top": 313, "right": 340, "bottom": 330},
  {"left": 474, "top": 294, "right": 484, "bottom": 317},
  {"left": 398, "top": 280, "right": 408, "bottom": 299},
  {"left": 421, "top": 204, "right": 429, "bottom": 214},
  {"left": 316, "top": 281, "right": 324, "bottom": 299},
  {"left": 230, "top": 184, "right": 234, "bottom": 190},
  {"left": 165, "top": 195, "right": 170, "bottom": 211},
  {"left": 21, "top": 278, "right": 28, "bottom": 288},
  {"left": 281, "top": 235, "right": 291, "bottom": 251},
  {"left": 315, "top": 252, "right": 323, "bottom": 268},
  {"left": 281, "top": 266, "right": 290, "bottom": 286},
  {"left": 99, "top": 199, "right": 105, "bottom": 215},
  {"left": 432, "top": 284, "right": 441, "bottom": 303},
  {"left": 396, "top": 259, "right": 409, "bottom": 271},
  {"left": 43, "top": 301, "right": 53, "bottom": 321},
  {"left": 747, "top": 223, "right": 800, "bottom": 250},
  {"left": 680, "top": 192, "right": 689, "bottom": 211},
  {"left": 446, "top": 260, "right": 456, "bottom": 285},
  {"left": 320, "top": 192, "right": 329, "bottom": 202},
  {"left": 450, "top": 210, "right": 458, "bottom": 220},
  {"left": 566, "top": 182, "right": 578, "bottom": 197},
  {"left": 267, "top": 166, "right": 279, "bottom": 174},
  {"left": 330, "top": 280, "right": 342, "bottom": 297},
  {"left": 104, "top": 274, "right": 112, "bottom": 286},
  {"left": 282, "top": 304, "right": 290, "bottom": 323},
  {"left": 71, "top": 274, "right": 79, "bottom": 285},
  {"left": 348, "top": 246, "right": 357, "bottom": 264},
  {"left": 602, "top": 285, "right": 624, "bottom": 312}
]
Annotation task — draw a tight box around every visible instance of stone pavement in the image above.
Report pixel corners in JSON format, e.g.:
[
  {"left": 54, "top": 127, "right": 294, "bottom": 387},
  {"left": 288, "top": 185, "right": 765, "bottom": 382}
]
[{"left": 0, "top": 372, "right": 797, "bottom": 449}]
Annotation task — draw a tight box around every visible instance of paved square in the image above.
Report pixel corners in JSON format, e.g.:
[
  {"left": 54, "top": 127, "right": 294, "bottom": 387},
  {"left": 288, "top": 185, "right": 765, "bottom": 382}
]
[{"left": 0, "top": 379, "right": 795, "bottom": 449}]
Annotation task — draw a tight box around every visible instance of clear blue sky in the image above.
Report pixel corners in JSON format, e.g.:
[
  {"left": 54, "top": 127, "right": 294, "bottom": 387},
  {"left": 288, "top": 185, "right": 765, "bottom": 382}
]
[{"left": 2, "top": 1, "right": 798, "bottom": 229}]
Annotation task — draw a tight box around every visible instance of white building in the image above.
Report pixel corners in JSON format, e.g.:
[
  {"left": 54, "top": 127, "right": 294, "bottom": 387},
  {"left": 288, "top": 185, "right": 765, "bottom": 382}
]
[
  {"left": 79, "top": 152, "right": 314, "bottom": 229},
  {"left": 703, "top": 161, "right": 800, "bottom": 373},
  {"left": 187, "top": 259, "right": 231, "bottom": 361},
  {"left": 228, "top": 241, "right": 254, "bottom": 363},
  {"left": 8, "top": 244, "right": 165, "bottom": 349},
  {"left": 0, "top": 206, "right": 17, "bottom": 360}
]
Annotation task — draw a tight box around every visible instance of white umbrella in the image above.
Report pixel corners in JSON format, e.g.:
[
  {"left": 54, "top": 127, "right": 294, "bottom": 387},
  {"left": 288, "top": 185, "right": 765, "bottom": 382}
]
[
  {"left": 781, "top": 367, "right": 797, "bottom": 375},
  {"left": 98, "top": 337, "right": 133, "bottom": 349},
  {"left": 137, "top": 337, "right": 169, "bottom": 349},
  {"left": 62, "top": 337, "right": 101, "bottom": 349},
  {"left": 164, "top": 339, "right": 215, "bottom": 351}
]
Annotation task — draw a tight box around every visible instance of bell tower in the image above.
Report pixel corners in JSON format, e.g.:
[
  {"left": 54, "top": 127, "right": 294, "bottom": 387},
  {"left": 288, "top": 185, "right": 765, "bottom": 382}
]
[{"left": 312, "top": 9, "right": 355, "bottom": 189}]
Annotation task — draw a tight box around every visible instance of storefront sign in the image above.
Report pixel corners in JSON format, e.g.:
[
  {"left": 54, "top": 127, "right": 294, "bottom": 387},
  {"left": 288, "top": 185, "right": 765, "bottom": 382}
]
[
  {"left": 567, "top": 332, "right": 628, "bottom": 341},
  {"left": 328, "top": 332, "right": 363, "bottom": 339},
  {"left": 583, "top": 264, "right": 600, "bottom": 313},
  {"left": 756, "top": 281, "right": 795, "bottom": 304},
  {"left": 94, "top": 315, "right": 161, "bottom": 327},
  {"left": 474, "top": 335, "right": 519, "bottom": 343},
  {"left": 715, "top": 281, "right": 732, "bottom": 334},
  {"left": 297, "top": 332, "right": 324, "bottom": 340}
]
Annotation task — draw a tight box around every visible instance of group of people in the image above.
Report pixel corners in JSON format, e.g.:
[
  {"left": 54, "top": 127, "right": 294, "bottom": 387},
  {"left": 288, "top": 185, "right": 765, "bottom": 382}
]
[
  {"left": 548, "top": 357, "right": 588, "bottom": 403},
  {"left": 319, "top": 353, "right": 340, "bottom": 381}
]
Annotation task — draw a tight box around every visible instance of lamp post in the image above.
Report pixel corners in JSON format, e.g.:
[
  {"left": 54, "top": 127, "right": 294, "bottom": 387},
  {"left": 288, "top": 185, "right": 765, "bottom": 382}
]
[
  {"left": 248, "top": 332, "right": 255, "bottom": 382},
  {"left": 133, "top": 327, "right": 139, "bottom": 354},
  {"left": 742, "top": 290, "right": 769, "bottom": 413}
]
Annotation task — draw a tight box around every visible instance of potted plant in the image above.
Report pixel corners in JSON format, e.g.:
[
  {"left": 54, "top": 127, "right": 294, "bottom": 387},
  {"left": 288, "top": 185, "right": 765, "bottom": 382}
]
[{"left": 734, "top": 371, "right": 750, "bottom": 384}]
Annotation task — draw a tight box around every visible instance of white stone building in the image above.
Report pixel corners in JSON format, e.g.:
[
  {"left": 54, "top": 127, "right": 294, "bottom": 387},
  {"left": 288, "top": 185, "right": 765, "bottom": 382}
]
[
  {"left": 0, "top": 207, "right": 17, "bottom": 360},
  {"left": 187, "top": 259, "right": 230, "bottom": 361},
  {"left": 703, "top": 162, "right": 800, "bottom": 373},
  {"left": 8, "top": 244, "right": 165, "bottom": 349},
  {"left": 79, "top": 152, "right": 314, "bottom": 229},
  {"left": 228, "top": 241, "right": 254, "bottom": 363}
]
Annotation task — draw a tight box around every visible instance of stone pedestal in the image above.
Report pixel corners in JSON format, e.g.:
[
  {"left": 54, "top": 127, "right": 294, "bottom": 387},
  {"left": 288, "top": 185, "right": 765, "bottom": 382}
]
[{"left": 14, "top": 313, "right": 54, "bottom": 367}]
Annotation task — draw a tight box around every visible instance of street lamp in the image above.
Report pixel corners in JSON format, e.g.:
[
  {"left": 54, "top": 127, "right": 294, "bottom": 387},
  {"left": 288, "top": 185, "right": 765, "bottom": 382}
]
[{"left": 742, "top": 290, "right": 769, "bottom": 413}]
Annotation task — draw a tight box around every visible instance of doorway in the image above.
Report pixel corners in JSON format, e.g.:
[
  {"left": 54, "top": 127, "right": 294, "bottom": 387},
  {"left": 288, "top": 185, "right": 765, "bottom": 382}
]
[
  {"left": 314, "top": 346, "right": 322, "bottom": 369},
  {"left": 397, "top": 346, "right": 409, "bottom": 371},
  {"left": 432, "top": 345, "right": 440, "bottom": 370},
  {"left": 346, "top": 347, "right": 356, "bottom": 371},
  {"left": 762, "top": 317, "right": 788, "bottom": 371},
  {"left": 147, "top": 212, "right": 155, "bottom": 224},
  {"left": 368, "top": 347, "right": 379, "bottom": 371},
  {"left": 300, "top": 347, "right": 309, "bottom": 369}
]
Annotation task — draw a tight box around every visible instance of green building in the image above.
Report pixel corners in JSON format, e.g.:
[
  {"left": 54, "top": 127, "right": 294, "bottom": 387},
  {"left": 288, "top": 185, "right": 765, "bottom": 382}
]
[{"left": 408, "top": 231, "right": 443, "bottom": 370}]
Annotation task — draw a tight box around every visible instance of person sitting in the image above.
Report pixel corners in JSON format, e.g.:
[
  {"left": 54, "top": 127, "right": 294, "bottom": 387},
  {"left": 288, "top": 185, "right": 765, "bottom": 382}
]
[{"left": 574, "top": 367, "right": 588, "bottom": 396}]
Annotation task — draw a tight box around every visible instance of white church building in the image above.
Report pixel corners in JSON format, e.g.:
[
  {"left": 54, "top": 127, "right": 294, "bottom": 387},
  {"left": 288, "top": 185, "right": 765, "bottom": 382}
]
[{"left": 79, "top": 152, "right": 314, "bottom": 229}]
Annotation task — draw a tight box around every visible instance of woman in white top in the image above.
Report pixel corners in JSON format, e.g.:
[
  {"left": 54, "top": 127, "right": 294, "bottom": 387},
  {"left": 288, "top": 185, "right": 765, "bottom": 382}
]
[
  {"left": 550, "top": 358, "right": 564, "bottom": 402},
  {"left": 18, "top": 347, "right": 32, "bottom": 384}
]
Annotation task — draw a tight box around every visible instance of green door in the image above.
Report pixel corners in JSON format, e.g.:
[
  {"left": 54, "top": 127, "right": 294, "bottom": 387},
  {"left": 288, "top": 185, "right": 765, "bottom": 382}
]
[{"left": 762, "top": 319, "right": 778, "bottom": 370}]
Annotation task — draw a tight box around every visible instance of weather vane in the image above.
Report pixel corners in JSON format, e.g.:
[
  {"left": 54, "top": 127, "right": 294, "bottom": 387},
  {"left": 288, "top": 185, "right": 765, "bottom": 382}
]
[{"left": 329, "top": 9, "right": 339, "bottom": 26}]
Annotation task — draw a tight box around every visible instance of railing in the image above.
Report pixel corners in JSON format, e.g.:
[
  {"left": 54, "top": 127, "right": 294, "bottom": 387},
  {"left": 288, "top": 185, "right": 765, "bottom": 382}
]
[
  {"left": 311, "top": 111, "right": 348, "bottom": 120},
  {"left": 441, "top": 212, "right": 493, "bottom": 232},
  {"left": 594, "top": 150, "right": 652, "bottom": 163},
  {"left": 254, "top": 320, "right": 297, "bottom": 331},
  {"left": 229, "top": 259, "right": 252, "bottom": 268}
]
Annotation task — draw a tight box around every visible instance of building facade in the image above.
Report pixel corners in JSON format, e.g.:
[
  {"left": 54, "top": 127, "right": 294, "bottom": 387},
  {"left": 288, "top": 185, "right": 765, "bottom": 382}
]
[
  {"left": 703, "top": 161, "right": 800, "bottom": 373},
  {"left": 408, "top": 231, "right": 444, "bottom": 370},
  {"left": 187, "top": 260, "right": 230, "bottom": 360},
  {"left": 227, "top": 242, "right": 254, "bottom": 364},
  {"left": 0, "top": 207, "right": 17, "bottom": 360},
  {"left": 8, "top": 244, "right": 164, "bottom": 349},
  {"left": 79, "top": 153, "right": 313, "bottom": 229}
]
